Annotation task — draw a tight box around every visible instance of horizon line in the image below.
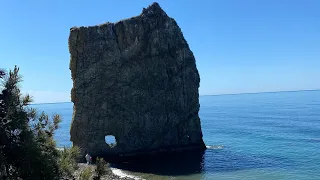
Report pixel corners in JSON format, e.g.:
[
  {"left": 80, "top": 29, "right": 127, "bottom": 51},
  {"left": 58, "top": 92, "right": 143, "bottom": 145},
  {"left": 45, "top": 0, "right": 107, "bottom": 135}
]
[
  {"left": 201, "top": 88, "right": 320, "bottom": 97},
  {"left": 30, "top": 89, "right": 320, "bottom": 105}
]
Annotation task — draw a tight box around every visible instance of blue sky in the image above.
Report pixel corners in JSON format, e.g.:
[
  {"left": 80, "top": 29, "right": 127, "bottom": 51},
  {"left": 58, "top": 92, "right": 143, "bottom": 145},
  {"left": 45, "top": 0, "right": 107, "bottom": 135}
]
[{"left": 1, "top": 0, "right": 319, "bottom": 103}]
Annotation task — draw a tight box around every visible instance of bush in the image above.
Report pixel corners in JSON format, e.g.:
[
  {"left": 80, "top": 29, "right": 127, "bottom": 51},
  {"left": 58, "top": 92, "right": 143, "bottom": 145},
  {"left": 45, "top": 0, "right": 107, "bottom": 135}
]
[
  {"left": 58, "top": 146, "right": 81, "bottom": 178},
  {"left": 95, "top": 157, "right": 108, "bottom": 178},
  {"left": 79, "top": 167, "right": 93, "bottom": 180}
]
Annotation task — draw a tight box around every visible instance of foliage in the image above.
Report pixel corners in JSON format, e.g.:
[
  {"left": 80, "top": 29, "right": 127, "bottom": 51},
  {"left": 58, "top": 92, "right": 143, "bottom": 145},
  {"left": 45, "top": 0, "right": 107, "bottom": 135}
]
[
  {"left": 58, "top": 146, "right": 81, "bottom": 177},
  {"left": 79, "top": 167, "right": 93, "bottom": 180},
  {"left": 0, "top": 66, "right": 63, "bottom": 179},
  {"left": 95, "top": 157, "right": 108, "bottom": 178}
]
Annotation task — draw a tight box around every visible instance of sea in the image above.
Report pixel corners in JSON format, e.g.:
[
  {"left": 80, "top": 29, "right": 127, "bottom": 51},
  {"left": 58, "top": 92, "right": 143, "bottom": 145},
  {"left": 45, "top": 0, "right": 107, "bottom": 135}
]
[{"left": 31, "top": 90, "right": 320, "bottom": 180}]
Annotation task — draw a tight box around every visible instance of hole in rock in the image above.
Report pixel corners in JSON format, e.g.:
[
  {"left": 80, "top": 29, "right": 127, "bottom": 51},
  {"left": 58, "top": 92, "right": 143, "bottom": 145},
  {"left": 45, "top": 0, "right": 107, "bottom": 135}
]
[{"left": 105, "top": 135, "right": 117, "bottom": 147}]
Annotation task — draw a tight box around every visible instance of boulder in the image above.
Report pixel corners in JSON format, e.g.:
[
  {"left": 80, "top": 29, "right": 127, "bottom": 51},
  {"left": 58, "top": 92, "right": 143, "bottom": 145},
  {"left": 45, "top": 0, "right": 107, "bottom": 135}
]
[{"left": 69, "top": 2, "right": 205, "bottom": 158}]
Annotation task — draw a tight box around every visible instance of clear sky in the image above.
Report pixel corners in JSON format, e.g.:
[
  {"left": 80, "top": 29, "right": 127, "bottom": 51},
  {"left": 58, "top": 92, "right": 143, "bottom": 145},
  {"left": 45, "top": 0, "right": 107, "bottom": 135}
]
[{"left": 1, "top": 0, "right": 319, "bottom": 103}]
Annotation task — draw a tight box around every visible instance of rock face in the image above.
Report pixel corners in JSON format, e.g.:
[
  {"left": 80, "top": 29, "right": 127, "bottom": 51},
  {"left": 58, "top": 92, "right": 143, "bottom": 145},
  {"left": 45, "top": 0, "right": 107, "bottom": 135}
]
[{"left": 69, "top": 2, "right": 205, "bottom": 157}]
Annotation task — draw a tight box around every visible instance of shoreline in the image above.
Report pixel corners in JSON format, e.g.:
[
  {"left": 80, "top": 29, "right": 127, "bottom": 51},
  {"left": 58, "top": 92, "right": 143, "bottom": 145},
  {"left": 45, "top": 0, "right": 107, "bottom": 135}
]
[
  {"left": 57, "top": 148, "right": 138, "bottom": 179},
  {"left": 110, "top": 167, "right": 142, "bottom": 180},
  {"left": 75, "top": 163, "right": 138, "bottom": 180}
]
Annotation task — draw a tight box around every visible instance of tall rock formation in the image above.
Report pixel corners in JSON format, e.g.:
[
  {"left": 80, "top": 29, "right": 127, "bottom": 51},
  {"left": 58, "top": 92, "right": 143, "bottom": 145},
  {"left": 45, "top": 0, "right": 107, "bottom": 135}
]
[{"left": 69, "top": 2, "right": 205, "bottom": 157}]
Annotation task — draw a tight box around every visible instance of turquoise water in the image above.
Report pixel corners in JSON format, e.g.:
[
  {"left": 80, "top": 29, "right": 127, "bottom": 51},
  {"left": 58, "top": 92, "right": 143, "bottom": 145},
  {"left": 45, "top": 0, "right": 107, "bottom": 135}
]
[{"left": 32, "top": 90, "right": 320, "bottom": 180}]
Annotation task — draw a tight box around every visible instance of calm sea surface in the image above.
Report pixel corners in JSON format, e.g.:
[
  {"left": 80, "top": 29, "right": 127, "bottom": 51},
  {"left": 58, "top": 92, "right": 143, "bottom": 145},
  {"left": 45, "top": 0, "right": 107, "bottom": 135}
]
[{"left": 32, "top": 90, "right": 320, "bottom": 180}]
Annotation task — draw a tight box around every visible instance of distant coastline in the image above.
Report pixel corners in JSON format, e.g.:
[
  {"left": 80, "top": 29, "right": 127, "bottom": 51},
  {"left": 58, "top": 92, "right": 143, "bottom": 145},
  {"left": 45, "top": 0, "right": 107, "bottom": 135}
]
[{"left": 30, "top": 89, "right": 320, "bottom": 105}]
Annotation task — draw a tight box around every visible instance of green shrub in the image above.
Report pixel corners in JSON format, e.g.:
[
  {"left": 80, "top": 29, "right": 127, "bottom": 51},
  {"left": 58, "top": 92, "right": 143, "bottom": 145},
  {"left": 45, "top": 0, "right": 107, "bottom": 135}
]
[
  {"left": 80, "top": 167, "right": 93, "bottom": 180},
  {"left": 95, "top": 157, "right": 108, "bottom": 178},
  {"left": 58, "top": 146, "right": 81, "bottom": 177}
]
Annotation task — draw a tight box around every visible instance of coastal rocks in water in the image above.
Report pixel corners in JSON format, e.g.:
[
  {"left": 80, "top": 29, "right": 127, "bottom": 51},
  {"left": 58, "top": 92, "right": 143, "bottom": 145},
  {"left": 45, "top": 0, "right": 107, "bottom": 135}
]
[{"left": 69, "top": 2, "right": 206, "bottom": 158}]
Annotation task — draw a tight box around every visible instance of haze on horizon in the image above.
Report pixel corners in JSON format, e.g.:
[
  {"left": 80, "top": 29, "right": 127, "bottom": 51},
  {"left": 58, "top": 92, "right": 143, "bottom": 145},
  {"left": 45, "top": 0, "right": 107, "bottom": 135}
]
[{"left": 1, "top": 0, "right": 319, "bottom": 103}]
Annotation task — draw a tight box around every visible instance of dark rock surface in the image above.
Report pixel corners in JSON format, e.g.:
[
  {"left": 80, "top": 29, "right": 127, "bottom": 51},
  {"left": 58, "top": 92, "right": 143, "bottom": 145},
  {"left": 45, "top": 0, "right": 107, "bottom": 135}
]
[{"left": 69, "top": 2, "right": 205, "bottom": 158}]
